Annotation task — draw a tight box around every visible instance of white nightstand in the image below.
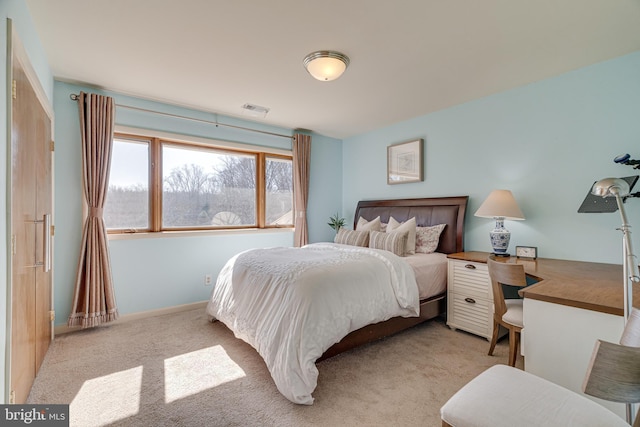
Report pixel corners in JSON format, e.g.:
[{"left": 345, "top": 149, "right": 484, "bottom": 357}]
[{"left": 446, "top": 252, "right": 499, "bottom": 340}]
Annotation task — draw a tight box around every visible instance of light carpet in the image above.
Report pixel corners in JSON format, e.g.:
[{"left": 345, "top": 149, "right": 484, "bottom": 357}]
[{"left": 27, "top": 308, "right": 520, "bottom": 426}]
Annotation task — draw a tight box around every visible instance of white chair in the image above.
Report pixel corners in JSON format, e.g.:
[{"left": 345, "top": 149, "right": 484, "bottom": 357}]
[{"left": 441, "top": 308, "right": 640, "bottom": 427}]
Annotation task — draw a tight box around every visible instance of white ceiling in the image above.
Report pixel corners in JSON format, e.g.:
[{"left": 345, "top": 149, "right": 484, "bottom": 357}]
[{"left": 25, "top": 0, "right": 640, "bottom": 139}]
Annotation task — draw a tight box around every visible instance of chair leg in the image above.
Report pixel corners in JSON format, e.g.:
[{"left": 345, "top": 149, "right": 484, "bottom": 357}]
[
  {"left": 488, "top": 320, "right": 499, "bottom": 356},
  {"left": 508, "top": 328, "right": 520, "bottom": 367}
]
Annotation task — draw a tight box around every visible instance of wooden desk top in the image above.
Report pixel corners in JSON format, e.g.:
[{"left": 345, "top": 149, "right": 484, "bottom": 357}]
[{"left": 448, "top": 251, "right": 640, "bottom": 316}]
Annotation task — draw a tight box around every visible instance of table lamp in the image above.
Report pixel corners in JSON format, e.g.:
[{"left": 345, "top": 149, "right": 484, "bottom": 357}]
[{"left": 474, "top": 189, "right": 525, "bottom": 257}]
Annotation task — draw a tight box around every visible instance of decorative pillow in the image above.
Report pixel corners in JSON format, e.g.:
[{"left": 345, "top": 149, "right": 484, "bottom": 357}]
[
  {"left": 369, "top": 230, "right": 408, "bottom": 257},
  {"left": 386, "top": 217, "right": 417, "bottom": 255},
  {"left": 334, "top": 228, "right": 369, "bottom": 247},
  {"left": 356, "top": 216, "right": 382, "bottom": 232},
  {"left": 415, "top": 224, "right": 447, "bottom": 254}
]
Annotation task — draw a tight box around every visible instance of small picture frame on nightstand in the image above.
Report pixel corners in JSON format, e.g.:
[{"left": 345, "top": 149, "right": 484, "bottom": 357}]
[{"left": 516, "top": 246, "right": 537, "bottom": 259}]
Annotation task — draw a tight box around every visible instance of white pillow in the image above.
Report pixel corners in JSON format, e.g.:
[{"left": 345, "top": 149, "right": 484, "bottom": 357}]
[
  {"left": 334, "top": 228, "right": 369, "bottom": 247},
  {"left": 369, "top": 230, "right": 407, "bottom": 256},
  {"left": 356, "top": 216, "right": 382, "bottom": 232},
  {"left": 386, "top": 217, "right": 416, "bottom": 255},
  {"left": 415, "top": 224, "right": 447, "bottom": 254}
]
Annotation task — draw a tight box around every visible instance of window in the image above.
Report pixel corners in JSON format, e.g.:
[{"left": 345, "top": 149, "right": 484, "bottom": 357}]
[
  {"left": 162, "top": 144, "right": 257, "bottom": 228},
  {"left": 105, "top": 132, "right": 293, "bottom": 233},
  {"left": 105, "top": 137, "right": 150, "bottom": 230},
  {"left": 265, "top": 156, "right": 293, "bottom": 225}
]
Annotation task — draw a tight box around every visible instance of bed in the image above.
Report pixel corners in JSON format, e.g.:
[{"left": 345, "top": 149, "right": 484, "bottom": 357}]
[{"left": 206, "top": 196, "right": 468, "bottom": 404}]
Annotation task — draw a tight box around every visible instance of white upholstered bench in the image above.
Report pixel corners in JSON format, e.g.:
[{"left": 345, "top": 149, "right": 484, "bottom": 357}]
[{"left": 440, "top": 364, "right": 629, "bottom": 427}]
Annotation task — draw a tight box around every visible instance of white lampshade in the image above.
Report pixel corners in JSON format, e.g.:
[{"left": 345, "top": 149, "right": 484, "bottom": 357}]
[
  {"left": 303, "top": 51, "right": 350, "bottom": 81},
  {"left": 475, "top": 189, "right": 525, "bottom": 220}
]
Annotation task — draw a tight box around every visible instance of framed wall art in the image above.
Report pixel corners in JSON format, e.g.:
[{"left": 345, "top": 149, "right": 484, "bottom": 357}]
[{"left": 387, "top": 138, "right": 424, "bottom": 184}]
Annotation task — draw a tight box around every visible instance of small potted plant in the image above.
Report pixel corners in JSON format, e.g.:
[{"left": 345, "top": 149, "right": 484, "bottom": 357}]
[{"left": 328, "top": 212, "right": 346, "bottom": 234}]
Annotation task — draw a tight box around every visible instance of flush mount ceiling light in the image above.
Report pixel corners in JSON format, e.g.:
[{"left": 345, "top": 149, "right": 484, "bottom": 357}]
[{"left": 303, "top": 51, "right": 350, "bottom": 81}]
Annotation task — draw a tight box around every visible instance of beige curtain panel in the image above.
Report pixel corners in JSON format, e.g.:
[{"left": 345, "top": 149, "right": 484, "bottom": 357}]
[
  {"left": 68, "top": 92, "right": 119, "bottom": 328},
  {"left": 293, "top": 133, "right": 311, "bottom": 247}
]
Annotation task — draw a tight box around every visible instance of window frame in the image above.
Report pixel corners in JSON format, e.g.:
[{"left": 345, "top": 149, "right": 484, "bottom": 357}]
[{"left": 107, "top": 129, "right": 294, "bottom": 234}]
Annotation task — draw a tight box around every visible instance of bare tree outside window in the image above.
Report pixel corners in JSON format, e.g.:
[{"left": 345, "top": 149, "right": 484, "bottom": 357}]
[
  {"left": 163, "top": 163, "right": 216, "bottom": 226},
  {"left": 162, "top": 146, "right": 257, "bottom": 227},
  {"left": 210, "top": 155, "right": 256, "bottom": 225}
]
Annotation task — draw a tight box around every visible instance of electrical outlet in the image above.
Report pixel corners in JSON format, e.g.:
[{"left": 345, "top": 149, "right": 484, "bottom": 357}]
[{"left": 205, "top": 274, "right": 213, "bottom": 286}]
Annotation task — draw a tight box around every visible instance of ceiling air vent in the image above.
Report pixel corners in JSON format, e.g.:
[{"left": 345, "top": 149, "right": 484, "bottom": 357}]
[{"left": 241, "top": 103, "right": 270, "bottom": 118}]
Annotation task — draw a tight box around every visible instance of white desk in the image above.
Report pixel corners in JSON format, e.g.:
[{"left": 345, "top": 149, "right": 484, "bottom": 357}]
[{"left": 448, "top": 251, "right": 638, "bottom": 420}]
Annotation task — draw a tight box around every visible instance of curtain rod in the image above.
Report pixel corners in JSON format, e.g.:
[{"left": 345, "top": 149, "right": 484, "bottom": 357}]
[{"left": 69, "top": 93, "right": 294, "bottom": 140}]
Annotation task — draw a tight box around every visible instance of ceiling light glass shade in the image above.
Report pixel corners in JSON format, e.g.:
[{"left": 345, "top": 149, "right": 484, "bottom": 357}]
[
  {"left": 303, "top": 51, "right": 350, "bottom": 81},
  {"left": 474, "top": 189, "right": 525, "bottom": 220},
  {"left": 591, "top": 177, "right": 631, "bottom": 198}
]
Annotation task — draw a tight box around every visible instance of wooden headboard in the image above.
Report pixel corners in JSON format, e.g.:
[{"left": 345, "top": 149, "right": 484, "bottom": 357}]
[{"left": 353, "top": 196, "right": 469, "bottom": 254}]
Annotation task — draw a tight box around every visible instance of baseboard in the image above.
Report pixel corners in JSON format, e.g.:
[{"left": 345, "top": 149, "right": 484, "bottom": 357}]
[{"left": 54, "top": 300, "right": 208, "bottom": 336}]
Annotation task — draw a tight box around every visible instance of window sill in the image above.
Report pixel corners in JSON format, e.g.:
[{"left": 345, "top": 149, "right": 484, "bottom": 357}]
[{"left": 108, "top": 227, "right": 294, "bottom": 241}]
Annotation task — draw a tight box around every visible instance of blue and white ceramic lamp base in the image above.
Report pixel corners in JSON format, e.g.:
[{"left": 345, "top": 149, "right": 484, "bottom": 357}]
[{"left": 490, "top": 218, "right": 511, "bottom": 256}]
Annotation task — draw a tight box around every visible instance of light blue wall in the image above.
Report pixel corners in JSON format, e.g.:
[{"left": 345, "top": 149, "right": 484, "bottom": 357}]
[
  {"left": 1, "top": 0, "right": 54, "bottom": 404},
  {"left": 343, "top": 51, "right": 640, "bottom": 264},
  {"left": 53, "top": 81, "right": 342, "bottom": 326}
]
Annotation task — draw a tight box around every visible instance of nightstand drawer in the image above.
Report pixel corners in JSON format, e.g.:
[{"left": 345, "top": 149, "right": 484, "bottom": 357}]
[
  {"left": 449, "top": 260, "right": 491, "bottom": 299},
  {"left": 448, "top": 293, "right": 492, "bottom": 338}
]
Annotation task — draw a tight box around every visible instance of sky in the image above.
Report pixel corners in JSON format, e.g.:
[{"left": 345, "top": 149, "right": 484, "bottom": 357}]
[{"left": 109, "top": 138, "right": 235, "bottom": 189}]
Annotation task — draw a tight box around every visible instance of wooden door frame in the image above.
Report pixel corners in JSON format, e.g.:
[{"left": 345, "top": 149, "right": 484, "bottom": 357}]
[{"left": 5, "top": 18, "right": 55, "bottom": 403}]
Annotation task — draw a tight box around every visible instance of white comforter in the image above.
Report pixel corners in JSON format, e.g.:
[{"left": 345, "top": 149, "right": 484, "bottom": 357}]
[{"left": 206, "top": 242, "right": 419, "bottom": 405}]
